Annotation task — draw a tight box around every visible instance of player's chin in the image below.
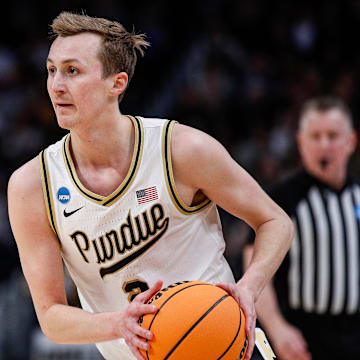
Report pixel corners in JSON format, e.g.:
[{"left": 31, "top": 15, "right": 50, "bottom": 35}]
[{"left": 56, "top": 115, "right": 76, "bottom": 130}]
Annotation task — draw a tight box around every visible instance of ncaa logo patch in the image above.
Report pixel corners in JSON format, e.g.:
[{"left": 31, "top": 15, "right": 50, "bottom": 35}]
[{"left": 57, "top": 187, "right": 71, "bottom": 204}]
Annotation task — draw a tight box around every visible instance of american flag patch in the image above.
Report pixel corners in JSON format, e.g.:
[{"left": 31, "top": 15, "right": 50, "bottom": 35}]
[{"left": 136, "top": 186, "right": 158, "bottom": 204}]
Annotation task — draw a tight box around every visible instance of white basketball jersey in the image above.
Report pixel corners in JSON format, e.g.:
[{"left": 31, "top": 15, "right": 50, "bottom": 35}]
[{"left": 40, "top": 116, "right": 235, "bottom": 359}]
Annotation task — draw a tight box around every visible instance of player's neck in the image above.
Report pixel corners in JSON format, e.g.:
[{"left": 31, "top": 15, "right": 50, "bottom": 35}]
[{"left": 69, "top": 112, "right": 134, "bottom": 169}]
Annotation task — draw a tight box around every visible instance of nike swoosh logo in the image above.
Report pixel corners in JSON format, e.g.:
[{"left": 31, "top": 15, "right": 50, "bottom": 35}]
[{"left": 63, "top": 206, "right": 84, "bottom": 217}]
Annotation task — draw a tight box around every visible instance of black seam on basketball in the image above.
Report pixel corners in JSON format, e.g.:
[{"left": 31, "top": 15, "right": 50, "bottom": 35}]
[
  {"left": 164, "top": 294, "right": 230, "bottom": 360},
  {"left": 217, "top": 302, "right": 242, "bottom": 359},
  {"left": 144, "top": 283, "right": 216, "bottom": 359}
]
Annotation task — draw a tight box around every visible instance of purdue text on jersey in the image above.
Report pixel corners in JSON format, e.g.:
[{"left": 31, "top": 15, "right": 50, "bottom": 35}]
[{"left": 69, "top": 203, "right": 169, "bottom": 278}]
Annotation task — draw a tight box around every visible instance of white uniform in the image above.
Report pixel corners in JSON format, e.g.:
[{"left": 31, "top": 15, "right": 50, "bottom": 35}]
[{"left": 40, "top": 116, "right": 235, "bottom": 359}]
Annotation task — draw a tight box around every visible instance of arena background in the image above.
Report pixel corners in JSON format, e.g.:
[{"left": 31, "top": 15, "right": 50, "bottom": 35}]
[{"left": 1, "top": 0, "right": 360, "bottom": 358}]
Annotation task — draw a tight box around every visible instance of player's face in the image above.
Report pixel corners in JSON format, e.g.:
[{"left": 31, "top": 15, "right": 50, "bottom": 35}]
[
  {"left": 46, "top": 33, "right": 113, "bottom": 129},
  {"left": 297, "top": 109, "right": 357, "bottom": 188}
]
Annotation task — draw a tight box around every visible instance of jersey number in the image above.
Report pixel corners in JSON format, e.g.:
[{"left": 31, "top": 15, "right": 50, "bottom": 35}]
[{"left": 123, "top": 280, "right": 150, "bottom": 302}]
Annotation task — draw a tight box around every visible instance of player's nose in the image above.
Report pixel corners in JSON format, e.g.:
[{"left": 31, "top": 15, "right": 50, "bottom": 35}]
[{"left": 51, "top": 73, "right": 67, "bottom": 94}]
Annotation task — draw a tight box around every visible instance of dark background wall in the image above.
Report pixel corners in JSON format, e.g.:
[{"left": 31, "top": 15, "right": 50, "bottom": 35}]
[{"left": 1, "top": 1, "right": 360, "bottom": 358}]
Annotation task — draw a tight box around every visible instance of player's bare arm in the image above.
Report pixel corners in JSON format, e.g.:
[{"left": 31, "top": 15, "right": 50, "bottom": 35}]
[
  {"left": 243, "top": 245, "right": 311, "bottom": 360},
  {"left": 170, "top": 123, "right": 294, "bottom": 359},
  {"left": 7, "top": 156, "right": 159, "bottom": 354}
]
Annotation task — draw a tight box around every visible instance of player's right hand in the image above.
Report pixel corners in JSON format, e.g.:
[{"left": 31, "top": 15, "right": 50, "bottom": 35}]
[
  {"left": 119, "top": 280, "right": 163, "bottom": 360},
  {"left": 269, "top": 320, "right": 311, "bottom": 360}
]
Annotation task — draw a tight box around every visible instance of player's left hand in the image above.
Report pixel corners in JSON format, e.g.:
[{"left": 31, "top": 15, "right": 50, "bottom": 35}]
[{"left": 216, "top": 282, "right": 256, "bottom": 360}]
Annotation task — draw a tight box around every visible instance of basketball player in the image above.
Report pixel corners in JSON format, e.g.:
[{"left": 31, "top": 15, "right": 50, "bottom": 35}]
[{"left": 7, "top": 12, "right": 291, "bottom": 360}]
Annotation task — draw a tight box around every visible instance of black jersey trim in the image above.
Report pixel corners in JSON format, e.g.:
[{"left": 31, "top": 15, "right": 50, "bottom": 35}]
[
  {"left": 162, "top": 120, "right": 211, "bottom": 215},
  {"left": 40, "top": 150, "right": 60, "bottom": 240},
  {"left": 62, "top": 116, "right": 143, "bottom": 206}
]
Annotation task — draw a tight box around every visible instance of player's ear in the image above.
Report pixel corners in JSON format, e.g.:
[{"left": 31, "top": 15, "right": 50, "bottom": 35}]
[{"left": 109, "top": 72, "right": 128, "bottom": 98}]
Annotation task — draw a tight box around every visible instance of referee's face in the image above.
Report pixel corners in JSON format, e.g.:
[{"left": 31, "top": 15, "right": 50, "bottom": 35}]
[{"left": 297, "top": 109, "right": 357, "bottom": 189}]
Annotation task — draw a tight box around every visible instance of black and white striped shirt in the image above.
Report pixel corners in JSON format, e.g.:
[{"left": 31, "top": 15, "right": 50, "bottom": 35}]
[{"left": 261, "top": 170, "right": 360, "bottom": 316}]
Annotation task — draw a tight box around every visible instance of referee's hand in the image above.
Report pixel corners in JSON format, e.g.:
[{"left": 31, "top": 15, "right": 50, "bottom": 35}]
[{"left": 270, "top": 319, "right": 311, "bottom": 360}]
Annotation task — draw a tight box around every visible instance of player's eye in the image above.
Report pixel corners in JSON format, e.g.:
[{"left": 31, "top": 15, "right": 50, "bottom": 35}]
[
  {"left": 68, "top": 66, "right": 79, "bottom": 75},
  {"left": 47, "top": 67, "right": 56, "bottom": 75}
]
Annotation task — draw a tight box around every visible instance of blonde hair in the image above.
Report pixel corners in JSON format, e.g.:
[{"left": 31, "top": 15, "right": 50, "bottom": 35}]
[{"left": 50, "top": 11, "right": 150, "bottom": 102}]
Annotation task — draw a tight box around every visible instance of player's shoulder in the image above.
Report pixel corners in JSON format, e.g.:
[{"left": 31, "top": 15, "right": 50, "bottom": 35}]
[
  {"left": 170, "top": 123, "right": 236, "bottom": 184},
  {"left": 8, "top": 155, "right": 42, "bottom": 199},
  {"left": 9, "top": 134, "right": 66, "bottom": 192},
  {"left": 171, "top": 123, "right": 224, "bottom": 156}
]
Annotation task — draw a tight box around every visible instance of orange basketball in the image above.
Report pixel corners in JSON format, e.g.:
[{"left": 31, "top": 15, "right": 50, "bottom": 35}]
[{"left": 139, "top": 280, "right": 248, "bottom": 360}]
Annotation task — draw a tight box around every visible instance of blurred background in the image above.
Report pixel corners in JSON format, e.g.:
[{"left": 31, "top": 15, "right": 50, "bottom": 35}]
[{"left": 1, "top": 0, "right": 360, "bottom": 358}]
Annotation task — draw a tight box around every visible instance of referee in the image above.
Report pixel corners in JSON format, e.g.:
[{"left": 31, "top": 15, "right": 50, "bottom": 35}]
[{"left": 244, "top": 96, "right": 359, "bottom": 360}]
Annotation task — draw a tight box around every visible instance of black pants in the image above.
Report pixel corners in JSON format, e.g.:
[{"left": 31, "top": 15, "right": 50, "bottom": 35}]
[{"left": 286, "top": 310, "right": 360, "bottom": 360}]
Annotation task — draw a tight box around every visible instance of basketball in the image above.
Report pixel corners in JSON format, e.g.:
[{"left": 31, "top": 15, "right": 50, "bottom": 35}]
[{"left": 139, "top": 280, "right": 248, "bottom": 360}]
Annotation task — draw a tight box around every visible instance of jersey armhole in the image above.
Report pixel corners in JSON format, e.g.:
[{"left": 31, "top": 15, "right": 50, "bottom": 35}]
[{"left": 162, "top": 120, "right": 211, "bottom": 215}]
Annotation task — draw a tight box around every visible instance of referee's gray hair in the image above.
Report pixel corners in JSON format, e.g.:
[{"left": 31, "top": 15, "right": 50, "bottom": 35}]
[{"left": 299, "top": 96, "right": 353, "bottom": 130}]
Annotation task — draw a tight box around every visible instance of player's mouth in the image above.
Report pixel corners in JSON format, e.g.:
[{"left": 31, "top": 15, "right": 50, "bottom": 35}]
[
  {"left": 56, "top": 103, "right": 73, "bottom": 108},
  {"left": 55, "top": 103, "right": 75, "bottom": 112}
]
